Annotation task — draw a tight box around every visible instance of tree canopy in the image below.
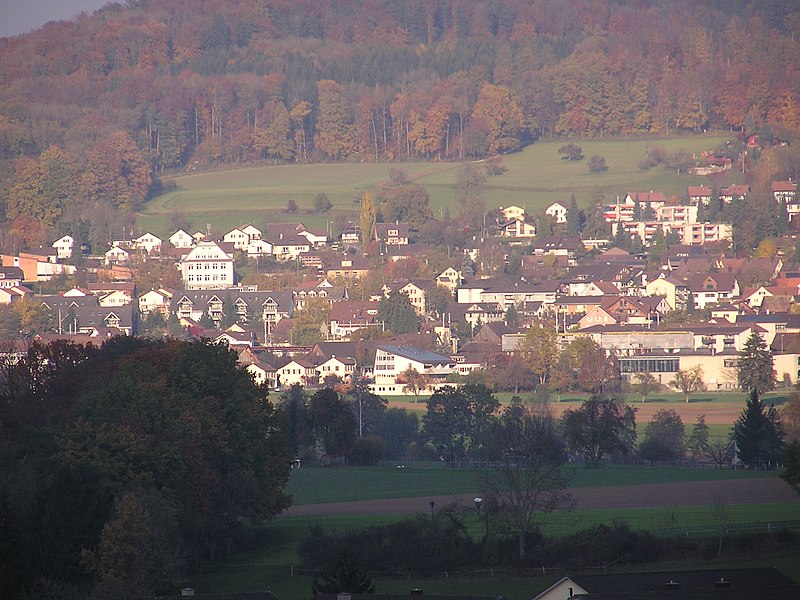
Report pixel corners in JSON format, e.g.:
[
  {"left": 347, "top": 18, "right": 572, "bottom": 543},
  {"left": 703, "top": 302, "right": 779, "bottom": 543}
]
[{"left": 0, "top": 338, "right": 292, "bottom": 597}]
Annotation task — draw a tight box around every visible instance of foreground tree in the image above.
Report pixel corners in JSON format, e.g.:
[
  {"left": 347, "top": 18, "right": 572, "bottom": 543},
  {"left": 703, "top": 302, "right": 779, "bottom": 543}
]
[
  {"left": 0, "top": 339, "right": 291, "bottom": 596},
  {"left": 562, "top": 397, "right": 637, "bottom": 467},
  {"left": 638, "top": 409, "right": 685, "bottom": 463},
  {"left": 687, "top": 414, "right": 710, "bottom": 462},
  {"left": 781, "top": 440, "right": 800, "bottom": 495},
  {"left": 312, "top": 549, "right": 375, "bottom": 595},
  {"left": 479, "top": 401, "right": 573, "bottom": 560},
  {"left": 737, "top": 332, "right": 776, "bottom": 395}
]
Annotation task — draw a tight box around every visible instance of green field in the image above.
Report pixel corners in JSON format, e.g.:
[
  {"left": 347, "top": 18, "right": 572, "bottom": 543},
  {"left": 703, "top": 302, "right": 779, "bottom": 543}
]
[
  {"left": 193, "top": 502, "right": 800, "bottom": 599},
  {"left": 287, "top": 465, "right": 776, "bottom": 506},
  {"left": 140, "top": 133, "right": 732, "bottom": 237}
]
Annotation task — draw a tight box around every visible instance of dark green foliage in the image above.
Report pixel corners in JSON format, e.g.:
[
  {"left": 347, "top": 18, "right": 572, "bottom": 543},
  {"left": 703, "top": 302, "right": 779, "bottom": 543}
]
[
  {"left": 376, "top": 292, "right": 419, "bottom": 334},
  {"left": 299, "top": 514, "right": 480, "bottom": 573},
  {"left": 781, "top": 439, "right": 800, "bottom": 494},
  {"left": 733, "top": 390, "right": 784, "bottom": 469},
  {"left": 313, "top": 192, "right": 333, "bottom": 213},
  {"left": 558, "top": 143, "right": 584, "bottom": 161},
  {"left": 737, "top": 332, "right": 776, "bottom": 395},
  {"left": 0, "top": 339, "right": 292, "bottom": 597},
  {"left": 310, "top": 387, "right": 357, "bottom": 458},
  {"left": 587, "top": 155, "right": 608, "bottom": 172},
  {"left": 638, "top": 409, "right": 685, "bottom": 463},
  {"left": 312, "top": 549, "right": 375, "bottom": 595},
  {"left": 422, "top": 384, "right": 500, "bottom": 464},
  {"left": 372, "top": 408, "right": 419, "bottom": 460},
  {"left": 347, "top": 436, "right": 385, "bottom": 466},
  {"left": 562, "top": 396, "right": 637, "bottom": 467}
]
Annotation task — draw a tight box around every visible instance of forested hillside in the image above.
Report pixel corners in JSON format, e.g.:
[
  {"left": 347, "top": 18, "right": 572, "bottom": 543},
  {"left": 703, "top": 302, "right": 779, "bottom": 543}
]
[{"left": 0, "top": 0, "right": 798, "bottom": 238}]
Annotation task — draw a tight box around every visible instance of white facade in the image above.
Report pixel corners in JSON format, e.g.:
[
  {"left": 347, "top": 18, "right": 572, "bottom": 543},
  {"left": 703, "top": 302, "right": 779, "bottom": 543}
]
[
  {"left": 169, "top": 229, "right": 195, "bottom": 249},
  {"left": 545, "top": 202, "right": 568, "bottom": 224},
  {"left": 52, "top": 235, "right": 74, "bottom": 259},
  {"left": 180, "top": 240, "right": 235, "bottom": 290},
  {"left": 133, "top": 233, "right": 162, "bottom": 254},
  {"left": 223, "top": 228, "right": 250, "bottom": 250},
  {"left": 139, "top": 289, "right": 172, "bottom": 316},
  {"left": 105, "top": 246, "right": 130, "bottom": 265}
]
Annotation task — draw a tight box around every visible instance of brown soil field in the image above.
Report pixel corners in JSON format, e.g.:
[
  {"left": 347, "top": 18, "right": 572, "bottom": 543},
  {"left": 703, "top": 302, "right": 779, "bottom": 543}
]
[
  {"left": 388, "top": 399, "right": 747, "bottom": 425},
  {"left": 283, "top": 478, "right": 797, "bottom": 518}
]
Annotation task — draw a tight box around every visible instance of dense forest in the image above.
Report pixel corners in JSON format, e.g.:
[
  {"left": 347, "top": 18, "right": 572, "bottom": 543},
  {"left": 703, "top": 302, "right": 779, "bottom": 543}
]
[{"left": 0, "top": 0, "right": 799, "bottom": 241}]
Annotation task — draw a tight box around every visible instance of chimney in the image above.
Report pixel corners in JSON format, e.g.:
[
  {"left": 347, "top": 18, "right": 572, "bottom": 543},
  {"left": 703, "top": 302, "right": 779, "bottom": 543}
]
[
  {"left": 664, "top": 580, "right": 679, "bottom": 591},
  {"left": 714, "top": 578, "right": 730, "bottom": 588},
  {"left": 181, "top": 589, "right": 195, "bottom": 597},
  {"left": 410, "top": 589, "right": 423, "bottom": 596}
]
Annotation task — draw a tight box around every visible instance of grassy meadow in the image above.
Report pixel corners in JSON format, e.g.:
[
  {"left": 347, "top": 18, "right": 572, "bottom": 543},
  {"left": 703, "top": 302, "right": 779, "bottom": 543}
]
[
  {"left": 286, "top": 464, "right": 777, "bottom": 506},
  {"left": 139, "top": 133, "right": 733, "bottom": 237}
]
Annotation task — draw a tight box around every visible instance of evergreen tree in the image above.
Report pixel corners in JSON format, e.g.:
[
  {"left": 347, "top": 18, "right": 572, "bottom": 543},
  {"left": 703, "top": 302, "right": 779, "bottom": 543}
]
[
  {"left": 566, "top": 194, "right": 581, "bottom": 234},
  {"left": 737, "top": 332, "right": 775, "bottom": 395},
  {"left": 687, "top": 414, "right": 710, "bottom": 461},
  {"left": 377, "top": 292, "right": 419, "bottom": 334},
  {"left": 733, "top": 390, "right": 784, "bottom": 469}
]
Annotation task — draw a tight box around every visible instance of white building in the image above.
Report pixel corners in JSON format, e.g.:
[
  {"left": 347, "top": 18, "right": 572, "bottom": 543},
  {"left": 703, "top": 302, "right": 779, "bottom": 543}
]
[
  {"left": 545, "top": 202, "right": 568, "bottom": 224},
  {"left": 133, "top": 233, "right": 162, "bottom": 254},
  {"left": 180, "top": 240, "right": 235, "bottom": 290},
  {"left": 169, "top": 229, "right": 195, "bottom": 249},
  {"left": 139, "top": 288, "right": 173, "bottom": 317},
  {"left": 52, "top": 235, "right": 74, "bottom": 260},
  {"left": 372, "top": 344, "right": 455, "bottom": 389},
  {"left": 105, "top": 246, "right": 130, "bottom": 265}
]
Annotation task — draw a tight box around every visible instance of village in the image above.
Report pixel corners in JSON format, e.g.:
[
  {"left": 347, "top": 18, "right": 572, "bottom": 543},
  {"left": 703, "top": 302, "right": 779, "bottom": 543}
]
[{"left": 2, "top": 177, "right": 799, "bottom": 398}]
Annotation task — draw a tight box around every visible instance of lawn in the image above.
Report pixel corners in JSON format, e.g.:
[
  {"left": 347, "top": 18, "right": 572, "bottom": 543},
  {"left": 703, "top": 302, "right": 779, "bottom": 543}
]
[
  {"left": 286, "top": 465, "right": 777, "bottom": 506},
  {"left": 139, "top": 133, "right": 731, "bottom": 237}
]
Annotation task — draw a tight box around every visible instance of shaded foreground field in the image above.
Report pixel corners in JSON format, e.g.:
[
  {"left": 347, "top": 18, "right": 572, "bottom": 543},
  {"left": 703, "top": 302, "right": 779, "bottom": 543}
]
[{"left": 284, "top": 477, "right": 797, "bottom": 517}]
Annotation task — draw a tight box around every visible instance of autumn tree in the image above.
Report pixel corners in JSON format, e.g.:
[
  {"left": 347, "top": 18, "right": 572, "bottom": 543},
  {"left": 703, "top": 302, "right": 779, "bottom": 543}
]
[
  {"left": 314, "top": 80, "right": 357, "bottom": 159},
  {"left": 399, "top": 367, "right": 430, "bottom": 401},
  {"left": 86, "top": 131, "right": 152, "bottom": 211},
  {"left": 380, "top": 184, "right": 433, "bottom": 229},
  {"left": 359, "top": 192, "right": 377, "bottom": 250},
  {"left": 292, "top": 298, "right": 332, "bottom": 345},
  {"left": 471, "top": 83, "right": 526, "bottom": 154},
  {"left": 670, "top": 365, "right": 706, "bottom": 402},
  {"left": 517, "top": 326, "right": 559, "bottom": 388},
  {"left": 587, "top": 155, "right": 608, "bottom": 173},
  {"left": 631, "top": 372, "right": 660, "bottom": 403}
]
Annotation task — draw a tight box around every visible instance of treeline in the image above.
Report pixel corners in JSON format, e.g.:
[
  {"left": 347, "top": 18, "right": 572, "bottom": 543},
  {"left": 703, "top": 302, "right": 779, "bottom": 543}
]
[
  {"left": 1, "top": 1, "right": 800, "bottom": 208},
  {"left": 0, "top": 339, "right": 292, "bottom": 598}
]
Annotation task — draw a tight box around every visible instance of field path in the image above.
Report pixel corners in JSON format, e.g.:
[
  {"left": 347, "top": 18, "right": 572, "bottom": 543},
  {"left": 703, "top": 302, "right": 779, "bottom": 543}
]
[{"left": 282, "top": 477, "right": 797, "bottom": 517}]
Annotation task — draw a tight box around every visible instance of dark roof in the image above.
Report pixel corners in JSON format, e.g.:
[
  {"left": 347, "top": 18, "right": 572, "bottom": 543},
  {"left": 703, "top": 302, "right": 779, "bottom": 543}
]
[
  {"left": 567, "top": 567, "right": 798, "bottom": 599},
  {"left": 377, "top": 344, "right": 452, "bottom": 364},
  {"left": 317, "top": 594, "right": 504, "bottom": 600}
]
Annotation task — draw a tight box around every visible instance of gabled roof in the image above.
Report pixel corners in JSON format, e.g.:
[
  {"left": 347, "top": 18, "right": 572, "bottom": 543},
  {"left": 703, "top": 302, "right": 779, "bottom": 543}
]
[{"left": 377, "top": 344, "right": 453, "bottom": 364}]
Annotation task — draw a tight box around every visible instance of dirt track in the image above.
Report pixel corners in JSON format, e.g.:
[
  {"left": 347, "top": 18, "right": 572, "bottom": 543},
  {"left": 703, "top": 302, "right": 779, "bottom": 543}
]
[{"left": 282, "top": 478, "right": 798, "bottom": 517}]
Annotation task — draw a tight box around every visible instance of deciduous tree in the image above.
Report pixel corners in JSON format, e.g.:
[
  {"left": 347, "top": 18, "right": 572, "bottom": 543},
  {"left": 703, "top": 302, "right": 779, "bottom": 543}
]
[
  {"left": 670, "top": 365, "right": 706, "bottom": 403},
  {"left": 562, "top": 397, "right": 637, "bottom": 467}
]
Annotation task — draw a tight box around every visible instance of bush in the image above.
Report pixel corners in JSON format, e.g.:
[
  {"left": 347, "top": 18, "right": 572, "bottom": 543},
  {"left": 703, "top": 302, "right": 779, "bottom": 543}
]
[{"left": 587, "top": 155, "right": 608, "bottom": 173}]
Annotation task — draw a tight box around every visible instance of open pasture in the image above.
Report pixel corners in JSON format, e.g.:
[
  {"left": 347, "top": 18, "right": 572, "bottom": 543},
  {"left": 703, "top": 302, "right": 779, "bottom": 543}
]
[
  {"left": 140, "top": 133, "right": 727, "bottom": 236},
  {"left": 286, "top": 464, "right": 777, "bottom": 506}
]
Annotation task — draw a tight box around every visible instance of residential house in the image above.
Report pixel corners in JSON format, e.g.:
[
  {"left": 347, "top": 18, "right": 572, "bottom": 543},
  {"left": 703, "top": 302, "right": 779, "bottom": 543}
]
[
  {"left": 445, "top": 301, "right": 506, "bottom": 330},
  {"left": 275, "top": 356, "right": 322, "bottom": 387},
  {"left": 138, "top": 288, "right": 174, "bottom": 317},
  {"left": 52, "top": 235, "right": 74, "bottom": 259},
  {"left": 326, "top": 255, "right": 371, "bottom": 284},
  {"left": 223, "top": 227, "right": 250, "bottom": 250},
  {"left": 456, "top": 276, "right": 558, "bottom": 306},
  {"left": 179, "top": 239, "right": 236, "bottom": 290},
  {"left": 329, "top": 300, "right": 379, "bottom": 339},
  {"left": 645, "top": 273, "right": 687, "bottom": 311},
  {"left": 687, "top": 185, "right": 712, "bottom": 206},
  {"left": 294, "top": 281, "right": 348, "bottom": 311},
  {"left": 133, "top": 232, "right": 162, "bottom": 254},
  {"left": 500, "top": 205, "right": 526, "bottom": 221},
  {"left": 532, "top": 235, "right": 582, "bottom": 262},
  {"left": 0, "top": 266, "right": 24, "bottom": 288},
  {"left": 339, "top": 222, "right": 361, "bottom": 247},
  {"left": 375, "top": 222, "right": 410, "bottom": 246},
  {"left": 498, "top": 218, "right": 536, "bottom": 238},
  {"left": 773, "top": 180, "right": 798, "bottom": 220},
  {"left": 240, "top": 223, "right": 263, "bottom": 240},
  {"left": 384, "top": 280, "right": 431, "bottom": 315},
  {"left": 687, "top": 272, "right": 741, "bottom": 309},
  {"left": 719, "top": 184, "right": 750, "bottom": 203},
  {"left": 169, "top": 229, "right": 195, "bottom": 249},
  {"left": 246, "top": 239, "right": 274, "bottom": 258},
  {"left": 268, "top": 233, "right": 311, "bottom": 260},
  {"left": 545, "top": 202, "right": 568, "bottom": 224},
  {"left": 0, "top": 286, "right": 30, "bottom": 304},
  {"left": 104, "top": 245, "right": 130, "bottom": 266},
  {"left": 436, "top": 267, "right": 464, "bottom": 294}
]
